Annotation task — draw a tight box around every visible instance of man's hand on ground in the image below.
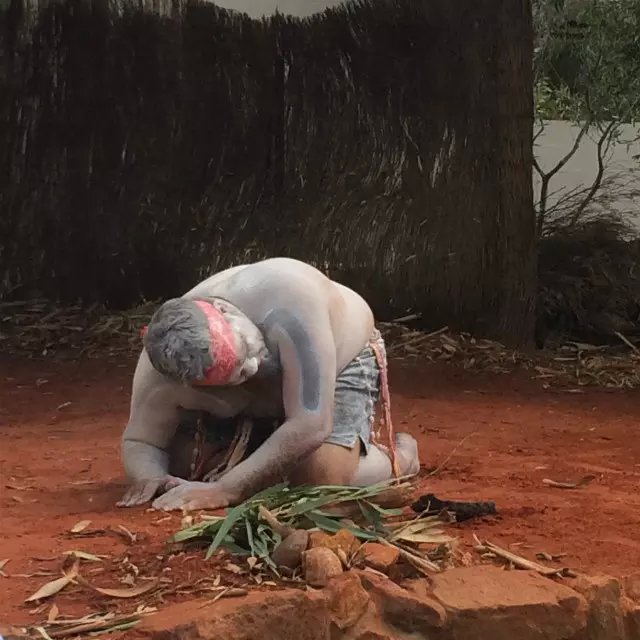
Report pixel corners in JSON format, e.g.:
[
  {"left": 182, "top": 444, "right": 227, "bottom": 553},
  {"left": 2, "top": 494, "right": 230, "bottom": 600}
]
[
  {"left": 151, "top": 480, "right": 237, "bottom": 512},
  {"left": 116, "top": 475, "right": 182, "bottom": 507}
]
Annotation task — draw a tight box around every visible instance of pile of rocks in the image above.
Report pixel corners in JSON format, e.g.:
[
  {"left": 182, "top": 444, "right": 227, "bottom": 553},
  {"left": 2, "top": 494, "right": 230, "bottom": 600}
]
[{"left": 271, "top": 528, "right": 402, "bottom": 587}]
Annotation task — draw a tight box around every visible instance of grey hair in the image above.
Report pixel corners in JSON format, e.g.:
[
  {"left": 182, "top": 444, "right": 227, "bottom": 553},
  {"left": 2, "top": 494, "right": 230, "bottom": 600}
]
[{"left": 143, "top": 298, "right": 213, "bottom": 382}]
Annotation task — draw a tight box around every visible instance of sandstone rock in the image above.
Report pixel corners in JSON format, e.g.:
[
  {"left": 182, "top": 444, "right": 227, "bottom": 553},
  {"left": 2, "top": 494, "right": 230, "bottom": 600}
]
[
  {"left": 573, "top": 574, "right": 626, "bottom": 640},
  {"left": 303, "top": 547, "right": 343, "bottom": 587},
  {"left": 622, "top": 597, "right": 640, "bottom": 639},
  {"left": 272, "top": 529, "right": 310, "bottom": 570},
  {"left": 431, "top": 565, "right": 587, "bottom": 640},
  {"left": 308, "top": 528, "right": 360, "bottom": 565},
  {"left": 624, "top": 573, "right": 640, "bottom": 603},
  {"left": 136, "top": 589, "right": 330, "bottom": 640},
  {"left": 122, "top": 567, "right": 598, "bottom": 640},
  {"left": 358, "top": 568, "right": 446, "bottom": 632},
  {"left": 326, "top": 572, "right": 370, "bottom": 629},
  {"left": 0, "top": 625, "right": 29, "bottom": 639},
  {"left": 358, "top": 542, "right": 400, "bottom": 573},
  {"left": 308, "top": 531, "right": 332, "bottom": 552}
]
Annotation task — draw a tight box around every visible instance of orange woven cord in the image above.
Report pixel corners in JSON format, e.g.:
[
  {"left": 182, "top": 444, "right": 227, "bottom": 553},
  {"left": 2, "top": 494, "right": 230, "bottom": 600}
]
[{"left": 369, "top": 335, "right": 401, "bottom": 478}]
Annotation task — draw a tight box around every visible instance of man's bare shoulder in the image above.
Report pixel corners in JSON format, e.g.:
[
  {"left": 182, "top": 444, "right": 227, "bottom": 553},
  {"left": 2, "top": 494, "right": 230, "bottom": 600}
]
[
  {"left": 240, "top": 257, "right": 330, "bottom": 281},
  {"left": 186, "top": 258, "right": 332, "bottom": 299}
]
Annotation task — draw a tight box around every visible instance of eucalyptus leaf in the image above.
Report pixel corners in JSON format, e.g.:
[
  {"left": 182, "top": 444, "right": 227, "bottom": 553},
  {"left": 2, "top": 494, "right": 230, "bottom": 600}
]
[
  {"left": 306, "top": 511, "right": 377, "bottom": 541},
  {"left": 205, "top": 503, "right": 249, "bottom": 559}
]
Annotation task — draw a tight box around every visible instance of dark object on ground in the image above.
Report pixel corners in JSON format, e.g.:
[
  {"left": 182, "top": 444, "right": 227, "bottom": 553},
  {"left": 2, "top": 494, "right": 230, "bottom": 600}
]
[{"left": 411, "top": 494, "right": 497, "bottom": 522}]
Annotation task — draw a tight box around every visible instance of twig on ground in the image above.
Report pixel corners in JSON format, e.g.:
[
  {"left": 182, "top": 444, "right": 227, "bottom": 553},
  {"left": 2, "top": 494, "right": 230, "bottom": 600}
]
[
  {"left": 614, "top": 331, "right": 640, "bottom": 355},
  {"left": 40, "top": 614, "right": 141, "bottom": 638},
  {"left": 198, "top": 587, "right": 249, "bottom": 609},
  {"left": 542, "top": 475, "right": 596, "bottom": 489},
  {"left": 377, "top": 538, "right": 441, "bottom": 574},
  {"left": 427, "top": 432, "right": 477, "bottom": 477},
  {"left": 474, "top": 539, "right": 566, "bottom": 577}
]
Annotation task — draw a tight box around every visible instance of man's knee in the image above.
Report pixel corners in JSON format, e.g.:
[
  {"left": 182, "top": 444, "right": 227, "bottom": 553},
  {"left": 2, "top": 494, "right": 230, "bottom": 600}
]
[{"left": 289, "top": 442, "right": 361, "bottom": 486}]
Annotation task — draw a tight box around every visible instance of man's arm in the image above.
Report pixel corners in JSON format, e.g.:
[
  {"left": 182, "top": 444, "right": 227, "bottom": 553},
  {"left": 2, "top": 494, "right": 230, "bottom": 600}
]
[
  {"left": 217, "top": 305, "right": 337, "bottom": 499},
  {"left": 118, "top": 354, "right": 181, "bottom": 506},
  {"left": 151, "top": 300, "right": 337, "bottom": 511}
]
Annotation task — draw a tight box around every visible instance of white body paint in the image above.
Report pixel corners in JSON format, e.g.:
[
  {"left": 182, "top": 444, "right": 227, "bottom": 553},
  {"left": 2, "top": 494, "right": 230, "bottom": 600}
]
[{"left": 120, "top": 258, "right": 385, "bottom": 506}]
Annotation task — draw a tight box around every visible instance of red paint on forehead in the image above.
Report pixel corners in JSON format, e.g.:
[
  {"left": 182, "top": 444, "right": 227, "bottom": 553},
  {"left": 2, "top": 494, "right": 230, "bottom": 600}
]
[{"left": 192, "top": 300, "right": 238, "bottom": 385}]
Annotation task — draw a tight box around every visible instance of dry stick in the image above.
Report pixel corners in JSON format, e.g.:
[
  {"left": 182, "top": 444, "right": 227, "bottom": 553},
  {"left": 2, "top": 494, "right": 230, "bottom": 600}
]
[
  {"left": 44, "top": 615, "right": 141, "bottom": 638},
  {"left": 377, "top": 538, "right": 440, "bottom": 574},
  {"left": 258, "top": 506, "right": 294, "bottom": 538},
  {"left": 427, "top": 432, "right": 477, "bottom": 477},
  {"left": 198, "top": 587, "right": 249, "bottom": 609},
  {"left": 392, "top": 313, "right": 422, "bottom": 323},
  {"left": 542, "top": 475, "right": 595, "bottom": 489},
  {"left": 614, "top": 331, "right": 640, "bottom": 356},
  {"left": 477, "top": 541, "right": 560, "bottom": 577},
  {"left": 387, "top": 326, "right": 449, "bottom": 353}
]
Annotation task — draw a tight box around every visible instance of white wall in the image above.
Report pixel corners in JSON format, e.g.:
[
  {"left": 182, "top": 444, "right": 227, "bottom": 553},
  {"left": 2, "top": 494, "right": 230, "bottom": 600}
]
[{"left": 534, "top": 121, "right": 640, "bottom": 230}]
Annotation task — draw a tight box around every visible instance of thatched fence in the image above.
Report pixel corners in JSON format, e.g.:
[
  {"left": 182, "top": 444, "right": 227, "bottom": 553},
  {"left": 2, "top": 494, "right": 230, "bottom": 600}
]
[{"left": 0, "top": 0, "right": 535, "bottom": 344}]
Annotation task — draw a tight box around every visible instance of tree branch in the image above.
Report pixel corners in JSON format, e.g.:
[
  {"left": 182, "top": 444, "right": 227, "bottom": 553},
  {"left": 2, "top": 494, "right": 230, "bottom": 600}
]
[
  {"left": 568, "top": 120, "right": 618, "bottom": 226},
  {"left": 534, "top": 119, "right": 591, "bottom": 235}
]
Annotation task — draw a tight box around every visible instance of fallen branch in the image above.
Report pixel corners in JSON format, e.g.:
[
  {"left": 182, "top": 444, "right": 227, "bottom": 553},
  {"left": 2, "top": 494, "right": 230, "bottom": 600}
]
[
  {"left": 427, "top": 432, "right": 477, "bottom": 477},
  {"left": 542, "top": 475, "right": 595, "bottom": 489},
  {"left": 258, "top": 506, "right": 294, "bottom": 538},
  {"left": 377, "top": 538, "right": 440, "bottom": 574},
  {"left": 475, "top": 539, "right": 562, "bottom": 577},
  {"left": 198, "top": 587, "right": 249, "bottom": 609},
  {"left": 41, "top": 614, "right": 141, "bottom": 638},
  {"left": 614, "top": 331, "right": 640, "bottom": 356}
]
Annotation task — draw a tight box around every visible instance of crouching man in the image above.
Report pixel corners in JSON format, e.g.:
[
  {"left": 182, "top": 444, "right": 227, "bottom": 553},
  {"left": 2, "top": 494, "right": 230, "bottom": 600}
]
[{"left": 118, "top": 257, "right": 420, "bottom": 512}]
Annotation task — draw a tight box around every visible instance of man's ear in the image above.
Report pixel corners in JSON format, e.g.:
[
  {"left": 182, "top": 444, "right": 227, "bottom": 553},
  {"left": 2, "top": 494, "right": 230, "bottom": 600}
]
[{"left": 212, "top": 299, "right": 233, "bottom": 315}]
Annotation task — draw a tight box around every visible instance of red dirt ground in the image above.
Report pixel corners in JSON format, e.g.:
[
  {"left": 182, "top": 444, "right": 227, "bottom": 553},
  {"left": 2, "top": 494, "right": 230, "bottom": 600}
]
[{"left": 2, "top": 355, "right": 640, "bottom": 628}]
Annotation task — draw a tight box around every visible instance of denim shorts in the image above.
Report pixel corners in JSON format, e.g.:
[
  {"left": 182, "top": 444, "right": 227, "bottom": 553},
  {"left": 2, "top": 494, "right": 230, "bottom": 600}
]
[{"left": 326, "top": 336, "right": 382, "bottom": 453}]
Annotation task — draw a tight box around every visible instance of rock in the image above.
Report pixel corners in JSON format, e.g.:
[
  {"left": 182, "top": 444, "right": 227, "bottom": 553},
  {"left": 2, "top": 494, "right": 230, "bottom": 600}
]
[
  {"left": 622, "top": 598, "right": 640, "bottom": 639},
  {"left": 624, "top": 573, "right": 640, "bottom": 603},
  {"left": 325, "top": 572, "right": 370, "bottom": 629},
  {"left": 358, "top": 569, "right": 446, "bottom": 632},
  {"left": 136, "top": 589, "right": 330, "bottom": 640},
  {"left": 0, "top": 625, "right": 30, "bottom": 639},
  {"left": 358, "top": 543, "right": 400, "bottom": 573},
  {"left": 308, "top": 528, "right": 360, "bottom": 564},
  {"left": 303, "top": 547, "right": 343, "bottom": 587},
  {"left": 573, "top": 574, "right": 626, "bottom": 640},
  {"left": 431, "top": 565, "right": 587, "bottom": 640},
  {"left": 272, "top": 529, "right": 309, "bottom": 570},
  {"left": 119, "top": 567, "right": 601, "bottom": 640},
  {"left": 308, "top": 531, "right": 332, "bottom": 552}
]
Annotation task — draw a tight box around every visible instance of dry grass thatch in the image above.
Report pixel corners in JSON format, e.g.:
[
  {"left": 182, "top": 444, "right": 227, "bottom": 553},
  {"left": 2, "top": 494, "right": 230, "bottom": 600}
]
[
  {"left": 383, "top": 319, "right": 640, "bottom": 389},
  {"left": 2, "top": 300, "right": 640, "bottom": 389},
  {"left": 0, "top": 0, "right": 535, "bottom": 344}
]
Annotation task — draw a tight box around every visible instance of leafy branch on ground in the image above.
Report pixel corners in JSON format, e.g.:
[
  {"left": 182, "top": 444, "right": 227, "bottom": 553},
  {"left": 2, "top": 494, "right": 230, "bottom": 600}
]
[{"left": 172, "top": 480, "right": 452, "bottom": 573}]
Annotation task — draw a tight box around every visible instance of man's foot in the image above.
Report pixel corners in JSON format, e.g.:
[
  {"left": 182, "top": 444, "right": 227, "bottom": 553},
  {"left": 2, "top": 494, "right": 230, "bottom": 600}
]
[{"left": 394, "top": 432, "right": 420, "bottom": 477}]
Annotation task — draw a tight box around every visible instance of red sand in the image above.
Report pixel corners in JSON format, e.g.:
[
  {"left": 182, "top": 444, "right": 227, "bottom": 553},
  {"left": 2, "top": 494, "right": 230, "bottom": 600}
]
[{"left": 1, "top": 355, "right": 640, "bottom": 626}]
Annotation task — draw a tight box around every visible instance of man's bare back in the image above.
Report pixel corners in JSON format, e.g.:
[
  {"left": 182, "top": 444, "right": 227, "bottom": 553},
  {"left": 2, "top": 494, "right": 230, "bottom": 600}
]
[{"left": 119, "top": 258, "right": 419, "bottom": 511}]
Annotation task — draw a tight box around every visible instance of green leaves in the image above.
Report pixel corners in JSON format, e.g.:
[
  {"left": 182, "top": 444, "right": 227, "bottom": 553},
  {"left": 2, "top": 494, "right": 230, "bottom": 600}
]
[
  {"left": 205, "top": 501, "right": 255, "bottom": 560},
  {"left": 171, "top": 480, "right": 453, "bottom": 570},
  {"left": 535, "top": 0, "right": 640, "bottom": 124}
]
